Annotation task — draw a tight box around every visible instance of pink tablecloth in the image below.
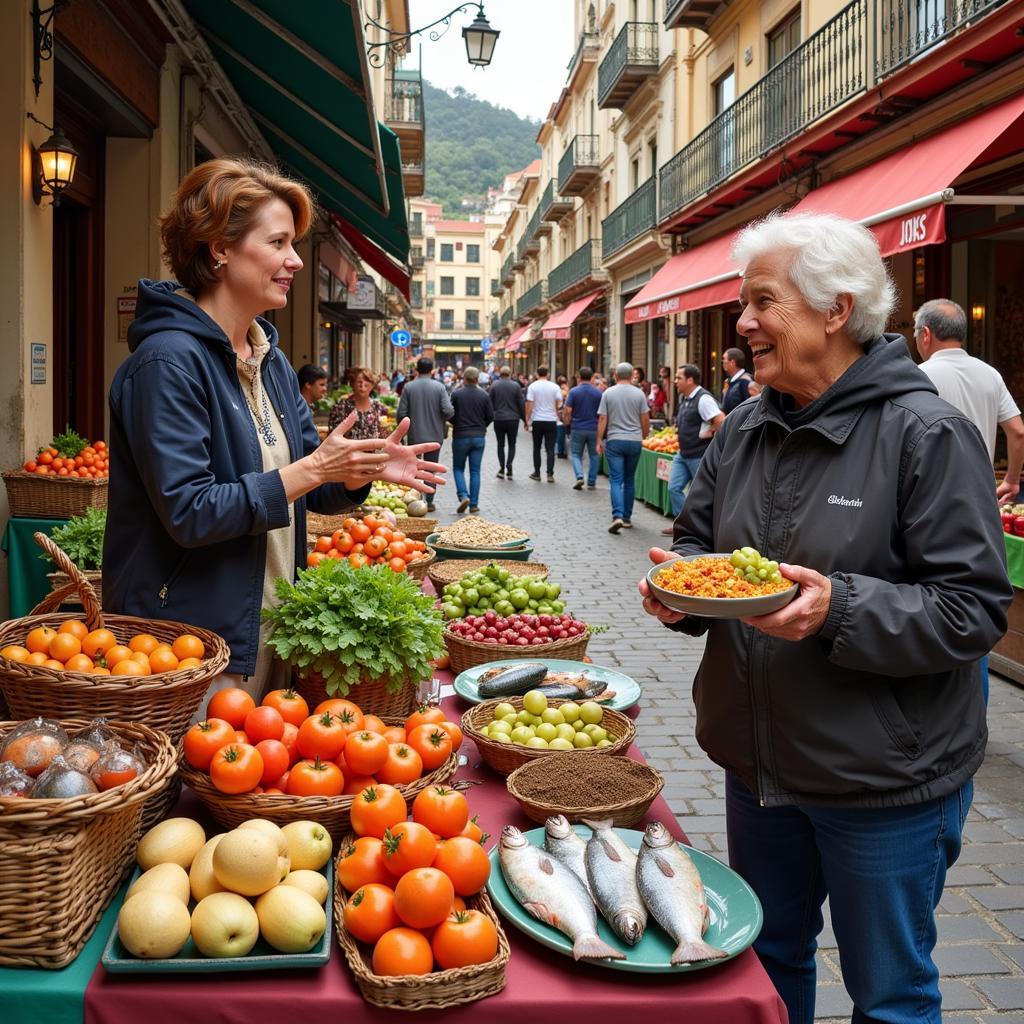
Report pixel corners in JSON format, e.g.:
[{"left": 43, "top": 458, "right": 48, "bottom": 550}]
[{"left": 84, "top": 693, "right": 787, "bottom": 1024}]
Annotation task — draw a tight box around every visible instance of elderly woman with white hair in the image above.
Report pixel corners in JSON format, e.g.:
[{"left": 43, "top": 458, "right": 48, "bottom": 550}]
[{"left": 639, "top": 212, "right": 1010, "bottom": 1024}]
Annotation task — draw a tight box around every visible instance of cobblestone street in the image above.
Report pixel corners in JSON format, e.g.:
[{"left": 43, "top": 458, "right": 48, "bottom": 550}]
[{"left": 436, "top": 429, "right": 1024, "bottom": 1022}]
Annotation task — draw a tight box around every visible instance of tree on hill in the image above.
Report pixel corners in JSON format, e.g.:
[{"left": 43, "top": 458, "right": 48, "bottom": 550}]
[{"left": 423, "top": 81, "right": 540, "bottom": 217}]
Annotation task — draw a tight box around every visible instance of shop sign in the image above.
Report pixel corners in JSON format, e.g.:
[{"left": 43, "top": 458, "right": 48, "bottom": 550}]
[
  {"left": 117, "top": 296, "right": 137, "bottom": 344},
  {"left": 625, "top": 294, "right": 681, "bottom": 325},
  {"left": 873, "top": 205, "right": 945, "bottom": 256},
  {"left": 655, "top": 456, "right": 672, "bottom": 482},
  {"left": 30, "top": 343, "right": 46, "bottom": 384},
  {"left": 348, "top": 274, "right": 377, "bottom": 310}
]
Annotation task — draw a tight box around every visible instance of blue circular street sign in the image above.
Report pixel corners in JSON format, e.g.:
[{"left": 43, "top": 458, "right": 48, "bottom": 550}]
[
  {"left": 390, "top": 329, "right": 411, "bottom": 348},
  {"left": 480, "top": 336, "right": 492, "bottom": 352}
]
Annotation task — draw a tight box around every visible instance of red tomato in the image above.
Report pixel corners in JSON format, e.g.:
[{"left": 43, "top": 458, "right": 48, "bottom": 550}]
[
  {"left": 372, "top": 928, "right": 433, "bottom": 977},
  {"left": 350, "top": 783, "right": 407, "bottom": 839},
  {"left": 344, "top": 883, "right": 400, "bottom": 944},
  {"left": 281, "top": 722, "right": 300, "bottom": 764},
  {"left": 432, "top": 910, "right": 499, "bottom": 969},
  {"left": 244, "top": 705, "right": 285, "bottom": 744},
  {"left": 296, "top": 712, "right": 347, "bottom": 760},
  {"left": 433, "top": 836, "right": 492, "bottom": 896},
  {"left": 287, "top": 757, "right": 344, "bottom": 797},
  {"left": 255, "top": 739, "right": 290, "bottom": 786},
  {"left": 207, "top": 687, "right": 256, "bottom": 729},
  {"left": 412, "top": 786, "right": 470, "bottom": 838},
  {"left": 437, "top": 721, "right": 463, "bottom": 752},
  {"left": 376, "top": 743, "right": 424, "bottom": 786},
  {"left": 405, "top": 704, "right": 446, "bottom": 734},
  {"left": 406, "top": 724, "right": 453, "bottom": 771},
  {"left": 183, "top": 718, "right": 236, "bottom": 770},
  {"left": 337, "top": 836, "right": 393, "bottom": 891},
  {"left": 261, "top": 688, "right": 310, "bottom": 727},
  {"left": 210, "top": 743, "right": 264, "bottom": 794},
  {"left": 382, "top": 821, "right": 438, "bottom": 877},
  {"left": 394, "top": 867, "right": 454, "bottom": 929},
  {"left": 345, "top": 731, "right": 389, "bottom": 776}
]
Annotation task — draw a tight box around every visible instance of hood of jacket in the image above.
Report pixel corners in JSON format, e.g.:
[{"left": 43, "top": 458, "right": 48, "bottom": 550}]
[{"left": 127, "top": 278, "right": 279, "bottom": 358}]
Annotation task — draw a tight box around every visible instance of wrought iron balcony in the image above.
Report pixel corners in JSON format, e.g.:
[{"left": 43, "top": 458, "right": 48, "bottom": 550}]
[
  {"left": 659, "top": 0, "right": 866, "bottom": 224},
  {"left": 548, "top": 239, "right": 605, "bottom": 300},
  {"left": 491, "top": 277, "right": 505, "bottom": 298},
  {"left": 664, "top": 0, "right": 727, "bottom": 31},
  {"left": 501, "top": 306, "right": 514, "bottom": 326},
  {"left": 516, "top": 280, "right": 548, "bottom": 319},
  {"left": 540, "top": 178, "right": 574, "bottom": 222},
  {"left": 385, "top": 70, "right": 424, "bottom": 170},
  {"left": 501, "top": 253, "right": 515, "bottom": 286},
  {"left": 410, "top": 252, "right": 424, "bottom": 270},
  {"left": 490, "top": 312, "right": 500, "bottom": 333},
  {"left": 513, "top": 234, "right": 527, "bottom": 269},
  {"left": 409, "top": 219, "right": 424, "bottom": 238},
  {"left": 567, "top": 29, "right": 600, "bottom": 79},
  {"left": 524, "top": 209, "right": 541, "bottom": 253},
  {"left": 402, "top": 162, "right": 424, "bottom": 197},
  {"left": 598, "top": 22, "right": 659, "bottom": 109},
  {"left": 558, "top": 135, "right": 600, "bottom": 197},
  {"left": 602, "top": 177, "right": 657, "bottom": 260}
]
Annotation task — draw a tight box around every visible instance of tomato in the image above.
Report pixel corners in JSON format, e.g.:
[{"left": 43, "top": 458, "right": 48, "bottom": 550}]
[
  {"left": 112, "top": 659, "right": 147, "bottom": 677},
  {"left": 437, "top": 721, "right": 463, "bottom": 752},
  {"left": 315, "top": 535, "right": 332, "bottom": 554},
  {"left": 432, "top": 910, "right": 499, "bottom": 969},
  {"left": 48, "top": 632, "right": 81, "bottom": 663},
  {"left": 149, "top": 647, "right": 180, "bottom": 673},
  {"left": 128, "top": 633, "right": 159, "bottom": 655},
  {"left": 183, "top": 718, "right": 236, "bottom": 770},
  {"left": 372, "top": 927, "right": 433, "bottom": 977},
  {"left": 362, "top": 714, "right": 387, "bottom": 735},
  {"left": 348, "top": 552, "right": 370, "bottom": 569},
  {"left": 345, "top": 731, "right": 389, "bottom": 775},
  {"left": 234, "top": 729, "right": 249, "bottom": 745},
  {"left": 407, "top": 724, "right": 453, "bottom": 771},
  {"left": 388, "top": 557, "right": 407, "bottom": 573},
  {"left": 335, "top": 532, "right": 354, "bottom": 554},
  {"left": 244, "top": 705, "right": 285, "bottom": 744},
  {"left": 350, "top": 783, "right": 407, "bottom": 839},
  {"left": 387, "top": 541, "right": 408, "bottom": 560},
  {"left": 458, "top": 816, "right": 486, "bottom": 843},
  {"left": 433, "top": 836, "right": 491, "bottom": 896},
  {"left": 207, "top": 687, "right": 256, "bottom": 729},
  {"left": 350, "top": 522, "right": 371, "bottom": 543},
  {"left": 255, "top": 739, "right": 290, "bottom": 786},
  {"left": 394, "top": 867, "right": 455, "bottom": 929},
  {"left": 315, "top": 698, "right": 363, "bottom": 721},
  {"left": 404, "top": 704, "right": 446, "bottom": 734},
  {"left": 337, "top": 837, "right": 393, "bottom": 891},
  {"left": 343, "top": 883, "right": 400, "bottom": 944},
  {"left": 382, "top": 726, "right": 406, "bottom": 745},
  {"left": 307, "top": 552, "right": 325, "bottom": 568},
  {"left": 376, "top": 743, "right": 423, "bottom": 785},
  {"left": 82, "top": 628, "right": 117, "bottom": 659},
  {"left": 365, "top": 536, "right": 388, "bottom": 559},
  {"left": 287, "top": 757, "right": 344, "bottom": 797},
  {"left": 280, "top": 721, "right": 300, "bottom": 764},
  {"left": 58, "top": 620, "right": 88, "bottom": 640},
  {"left": 382, "top": 821, "right": 437, "bottom": 877},
  {"left": 412, "top": 786, "right": 470, "bottom": 839},
  {"left": 296, "top": 711, "right": 347, "bottom": 760},
  {"left": 64, "top": 653, "right": 95, "bottom": 673},
  {"left": 342, "top": 773, "right": 377, "bottom": 795},
  {"left": 210, "top": 743, "right": 264, "bottom": 794},
  {"left": 262, "top": 688, "right": 310, "bottom": 727},
  {"left": 172, "top": 634, "right": 205, "bottom": 661}
]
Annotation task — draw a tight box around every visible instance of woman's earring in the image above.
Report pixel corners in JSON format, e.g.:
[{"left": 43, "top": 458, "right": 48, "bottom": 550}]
[{"left": 214, "top": 260, "right": 225, "bottom": 270}]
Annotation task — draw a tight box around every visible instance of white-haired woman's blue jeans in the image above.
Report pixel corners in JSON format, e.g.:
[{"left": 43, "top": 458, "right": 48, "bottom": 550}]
[{"left": 726, "top": 772, "right": 971, "bottom": 1024}]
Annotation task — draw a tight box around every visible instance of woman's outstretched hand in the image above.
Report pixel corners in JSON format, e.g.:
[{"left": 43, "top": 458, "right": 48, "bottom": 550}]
[{"left": 376, "top": 418, "right": 447, "bottom": 494}]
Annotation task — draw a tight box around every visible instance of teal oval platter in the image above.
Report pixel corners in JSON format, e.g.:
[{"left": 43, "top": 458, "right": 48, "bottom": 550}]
[
  {"left": 453, "top": 659, "right": 642, "bottom": 713},
  {"left": 486, "top": 825, "right": 762, "bottom": 973}
]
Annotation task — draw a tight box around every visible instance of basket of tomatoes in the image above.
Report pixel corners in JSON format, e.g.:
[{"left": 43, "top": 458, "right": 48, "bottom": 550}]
[
  {"left": 307, "top": 512, "right": 435, "bottom": 581},
  {"left": 176, "top": 691, "right": 462, "bottom": 845},
  {"left": 0, "top": 534, "right": 229, "bottom": 747},
  {"left": 3, "top": 430, "right": 109, "bottom": 519},
  {"left": 334, "top": 782, "right": 509, "bottom": 1009}
]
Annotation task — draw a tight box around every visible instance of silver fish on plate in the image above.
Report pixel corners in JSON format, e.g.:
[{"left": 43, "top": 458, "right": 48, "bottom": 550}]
[
  {"left": 498, "top": 825, "right": 624, "bottom": 961},
  {"left": 543, "top": 815, "right": 594, "bottom": 899},
  {"left": 583, "top": 817, "right": 648, "bottom": 945},
  {"left": 636, "top": 821, "right": 727, "bottom": 965}
]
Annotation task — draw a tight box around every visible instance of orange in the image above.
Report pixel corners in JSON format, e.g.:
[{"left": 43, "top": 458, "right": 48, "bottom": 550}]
[
  {"left": 82, "top": 628, "right": 117, "bottom": 658},
  {"left": 128, "top": 633, "right": 160, "bottom": 655},
  {"left": 104, "top": 645, "right": 133, "bottom": 668},
  {"left": 111, "top": 659, "right": 146, "bottom": 676},
  {"left": 130, "top": 652, "right": 152, "bottom": 673},
  {"left": 171, "top": 634, "right": 205, "bottom": 661},
  {"left": 1, "top": 645, "right": 30, "bottom": 662},
  {"left": 48, "top": 633, "right": 82, "bottom": 663},
  {"left": 177, "top": 657, "right": 202, "bottom": 670},
  {"left": 91, "top": 666, "right": 111, "bottom": 676},
  {"left": 58, "top": 620, "right": 88, "bottom": 640},
  {"left": 64, "top": 653, "right": 95, "bottom": 673},
  {"left": 149, "top": 647, "right": 180, "bottom": 673},
  {"left": 25, "top": 651, "right": 49, "bottom": 665},
  {"left": 43, "top": 658, "right": 65, "bottom": 670},
  {"left": 25, "top": 626, "right": 57, "bottom": 653}
]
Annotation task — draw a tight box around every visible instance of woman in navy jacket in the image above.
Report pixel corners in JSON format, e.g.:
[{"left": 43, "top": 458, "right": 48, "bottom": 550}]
[{"left": 104, "top": 158, "right": 444, "bottom": 701}]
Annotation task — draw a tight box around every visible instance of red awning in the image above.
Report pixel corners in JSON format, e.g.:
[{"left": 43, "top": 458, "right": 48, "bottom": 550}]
[
  {"left": 504, "top": 322, "right": 531, "bottom": 352},
  {"left": 542, "top": 291, "right": 603, "bottom": 339},
  {"left": 329, "top": 213, "right": 411, "bottom": 299},
  {"left": 791, "top": 92, "right": 1024, "bottom": 257},
  {"left": 624, "top": 233, "right": 740, "bottom": 325}
]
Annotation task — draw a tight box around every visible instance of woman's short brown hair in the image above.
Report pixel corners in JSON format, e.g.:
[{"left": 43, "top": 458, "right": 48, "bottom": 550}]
[
  {"left": 160, "top": 157, "right": 314, "bottom": 295},
  {"left": 345, "top": 366, "right": 380, "bottom": 387}
]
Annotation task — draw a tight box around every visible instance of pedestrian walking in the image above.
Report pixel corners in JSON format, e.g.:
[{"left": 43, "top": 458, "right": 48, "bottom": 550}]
[
  {"left": 397, "top": 356, "right": 454, "bottom": 511},
  {"left": 639, "top": 211, "right": 1011, "bottom": 1024},
  {"left": 297, "top": 363, "right": 327, "bottom": 410},
  {"left": 662, "top": 364, "right": 724, "bottom": 535},
  {"left": 564, "top": 365, "right": 602, "bottom": 490},
  {"left": 555, "top": 374, "right": 570, "bottom": 458},
  {"left": 490, "top": 364, "right": 526, "bottom": 478},
  {"left": 720, "top": 347, "right": 754, "bottom": 413},
  {"left": 525, "top": 366, "right": 562, "bottom": 482},
  {"left": 449, "top": 365, "right": 493, "bottom": 514},
  {"left": 596, "top": 362, "right": 650, "bottom": 533},
  {"left": 328, "top": 367, "right": 390, "bottom": 438}
]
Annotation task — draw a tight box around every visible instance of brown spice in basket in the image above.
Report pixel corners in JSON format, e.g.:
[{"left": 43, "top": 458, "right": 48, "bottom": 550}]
[{"left": 513, "top": 756, "right": 653, "bottom": 806}]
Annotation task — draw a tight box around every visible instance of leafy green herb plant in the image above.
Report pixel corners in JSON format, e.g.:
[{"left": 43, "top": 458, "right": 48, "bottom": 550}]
[
  {"left": 41, "top": 507, "right": 107, "bottom": 571},
  {"left": 262, "top": 559, "right": 444, "bottom": 697},
  {"left": 47, "top": 427, "right": 89, "bottom": 460}
]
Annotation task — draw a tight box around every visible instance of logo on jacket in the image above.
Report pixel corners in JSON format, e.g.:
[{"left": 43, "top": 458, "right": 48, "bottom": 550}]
[{"left": 828, "top": 494, "right": 863, "bottom": 508}]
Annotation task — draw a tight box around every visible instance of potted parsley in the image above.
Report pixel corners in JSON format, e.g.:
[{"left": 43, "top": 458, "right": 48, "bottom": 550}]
[
  {"left": 41, "top": 506, "right": 106, "bottom": 602},
  {"left": 262, "top": 559, "right": 445, "bottom": 716}
]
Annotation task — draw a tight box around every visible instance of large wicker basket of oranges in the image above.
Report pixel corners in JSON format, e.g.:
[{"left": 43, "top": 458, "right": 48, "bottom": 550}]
[{"left": 0, "top": 534, "right": 229, "bottom": 745}]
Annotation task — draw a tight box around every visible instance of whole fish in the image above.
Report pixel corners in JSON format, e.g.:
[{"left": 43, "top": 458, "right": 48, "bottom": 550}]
[
  {"left": 583, "top": 817, "right": 648, "bottom": 945},
  {"left": 543, "top": 815, "right": 593, "bottom": 899},
  {"left": 498, "top": 825, "right": 624, "bottom": 961},
  {"left": 636, "top": 821, "right": 727, "bottom": 965}
]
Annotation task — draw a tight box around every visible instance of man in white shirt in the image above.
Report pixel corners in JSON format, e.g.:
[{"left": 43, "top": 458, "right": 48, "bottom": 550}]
[
  {"left": 915, "top": 299, "right": 1024, "bottom": 504},
  {"left": 525, "top": 366, "right": 563, "bottom": 481},
  {"left": 721, "top": 348, "right": 754, "bottom": 414}
]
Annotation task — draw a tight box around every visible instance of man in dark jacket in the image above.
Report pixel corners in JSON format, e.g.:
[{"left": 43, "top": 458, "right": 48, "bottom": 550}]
[
  {"left": 490, "top": 364, "right": 526, "bottom": 478},
  {"left": 397, "top": 357, "right": 454, "bottom": 511},
  {"left": 450, "top": 366, "right": 493, "bottom": 513},
  {"left": 720, "top": 347, "right": 753, "bottom": 413}
]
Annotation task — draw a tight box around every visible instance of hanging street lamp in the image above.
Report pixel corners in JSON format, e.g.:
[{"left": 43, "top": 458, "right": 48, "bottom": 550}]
[
  {"left": 365, "top": 3, "right": 499, "bottom": 69},
  {"left": 26, "top": 113, "right": 78, "bottom": 206}
]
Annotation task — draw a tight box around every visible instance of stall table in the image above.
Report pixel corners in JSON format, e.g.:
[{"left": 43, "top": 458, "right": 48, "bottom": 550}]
[
  {"left": 991, "top": 532, "right": 1024, "bottom": 685},
  {"left": 599, "top": 448, "right": 674, "bottom": 517},
  {"left": 0, "top": 516, "right": 66, "bottom": 616}
]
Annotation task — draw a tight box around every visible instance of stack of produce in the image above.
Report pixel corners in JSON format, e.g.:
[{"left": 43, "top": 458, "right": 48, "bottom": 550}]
[
  {"left": 474, "top": 689, "right": 611, "bottom": 751},
  {"left": 306, "top": 513, "right": 432, "bottom": 572},
  {"left": 438, "top": 562, "right": 564, "bottom": 619},
  {"left": 446, "top": 613, "right": 588, "bottom": 649},
  {"left": 114, "top": 815, "right": 334, "bottom": 960},
  {"left": 20, "top": 429, "right": 109, "bottom": 478},
  {"left": 367, "top": 483, "right": 425, "bottom": 517},
  {"left": 433, "top": 517, "right": 528, "bottom": 550},
  {"left": 1001, "top": 504, "right": 1024, "bottom": 535},
  {"left": 4, "top": 429, "right": 110, "bottom": 517},
  {"left": 642, "top": 426, "right": 678, "bottom": 454}
]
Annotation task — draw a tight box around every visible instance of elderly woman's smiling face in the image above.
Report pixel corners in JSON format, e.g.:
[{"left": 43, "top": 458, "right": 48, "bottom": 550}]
[{"left": 737, "top": 250, "right": 853, "bottom": 407}]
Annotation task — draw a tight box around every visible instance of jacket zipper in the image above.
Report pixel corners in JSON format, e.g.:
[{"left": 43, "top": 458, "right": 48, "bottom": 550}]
[{"left": 158, "top": 553, "right": 192, "bottom": 608}]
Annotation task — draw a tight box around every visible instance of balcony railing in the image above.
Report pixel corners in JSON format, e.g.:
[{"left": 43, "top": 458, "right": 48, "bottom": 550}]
[
  {"left": 602, "top": 177, "right": 657, "bottom": 259},
  {"left": 513, "top": 234, "right": 528, "bottom": 267},
  {"left": 385, "top": 72, "right": 423, "bottom": 125},
  {"left": 437, "top": 319, "right": 483, "bottom": 332},
  {"left": 490, "top": 312, "right": 500, "bottom": 333},
  {"left": 491, "top": 277, "right": 505, "bottom": 297},
  {"left": 409, "top": 220, "right": 424, "bottom": 238},
  {"left": 501, "top": 253, "right": 515, "bottom": 285},
  {"left": 516, "top": 280, "right": 548, "bottom": 319},
  {"left": 501, "top": 307, "right": 514, "bottom": 326},
  {"left": 567, "top": 29, "right": 600, "bottom": 79},
  {"left": 664, "top": 0, "right": 724, "bottom": 31},
  {"left": 558, "top": 135, "right": 600, "bottom": 196},
  {"left": 525, "top": 209, "right": 541, "bottom": 252},
  {"left": 540, "top": 178, "right": 575, "bottom": 222},
  {"left": 548, "top": 239, "right": 602, "bottom": 299},
  {"left": 410, "top": 252, "right": 424, "bottom": 269},
  {"left": 659, "top": 0, "right": 866, "bottom": 223},
  {"left": 598, "top": 22, "right": 659, "bottom": 109}
]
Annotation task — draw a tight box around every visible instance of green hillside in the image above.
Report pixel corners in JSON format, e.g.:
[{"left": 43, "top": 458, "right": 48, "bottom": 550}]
[{"left": 423, "top": 81, "right": 540, "bottom": 217}]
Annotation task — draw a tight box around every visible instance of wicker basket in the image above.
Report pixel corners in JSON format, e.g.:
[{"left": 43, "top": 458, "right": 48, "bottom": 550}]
[
  {"left": 334, "top": 837, "right": 510, "bottom": 1009},
  {"left": 0, "top": 717, "right": 178, "bottom": 968},
  {"left": 0, "top": 534, "right": 230, "bottom": 744},
  {"left": 291, "top": 670, "right": 423, "bottom": 719},
  {"left": 179, "top": 746, "right": 458, "bottom": 846},
  {"left": 2, "top": 471, "right": 108, "bottom": 519},
  {"left": 405, "top": 547, "right": 437, "bottom": 582},
  {"left": 47, "top": 570, "right": 103, "bottom": 607},
  {"left": 462, "top": 697, "right": 635, "bottom": 777},
  {"left": 444, "top": 624, "right": 589, "bottom": 675},
  {"left": 427, "top": 559, "right": 549, "bottom": 592},
  {"left": 506, "top": 753, "right": 664, "bottom": 827},
  {"left": 393, "top": 516, "right": 437, "bottom": 540}
]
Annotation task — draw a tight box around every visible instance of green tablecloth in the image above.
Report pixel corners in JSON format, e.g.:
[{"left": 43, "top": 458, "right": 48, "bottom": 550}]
[
  {"left": 1, "top": 517, "right": 68, "bottom": 617},
  {"left": 599, "top": 448, "right": 674, "bottom": 517},
  {"left": 1005, "top": 532, "right": 1024, "bottom": 590}
]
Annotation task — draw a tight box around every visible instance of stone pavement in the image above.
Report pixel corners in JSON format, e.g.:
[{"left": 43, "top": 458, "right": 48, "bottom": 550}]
[{"left": 434, "top": 427, "right": 1024, "bottom": 1021}]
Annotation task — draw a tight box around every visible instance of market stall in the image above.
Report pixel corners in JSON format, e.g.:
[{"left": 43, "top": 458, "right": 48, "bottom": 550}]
[
  {"left": 599, "top": 448, "right": 674, "bottom": 517},
  {"left": 991, "top": 531, "right": 1024, "bottom": 685}
]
